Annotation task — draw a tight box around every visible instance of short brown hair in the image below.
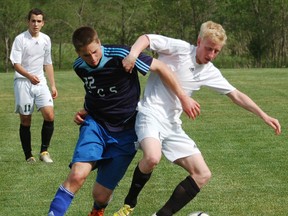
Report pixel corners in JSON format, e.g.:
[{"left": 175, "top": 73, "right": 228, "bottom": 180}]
[
  {"left": 72, "top": 27, "right": 100, "bottom": 51},
  {"left": 27, "top": 8, "right": 45, "bottom": 20}
]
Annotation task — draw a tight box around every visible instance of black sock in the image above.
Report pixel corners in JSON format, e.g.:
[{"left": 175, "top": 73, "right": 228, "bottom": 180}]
[
  {"left": 124, "top": 164, "right": 152, "bottom": 208},
  {"left": 157, "top": 176, "right": 200, "bottom": 216},
  {"left": 93, "top": 201, "right": 108, "bottom": 210},
  {"left": 41, "top": 120, "right": 54, "bottom": 152},
  {"left": 20, "top": 124, "right": 32, "bottom": 160}
]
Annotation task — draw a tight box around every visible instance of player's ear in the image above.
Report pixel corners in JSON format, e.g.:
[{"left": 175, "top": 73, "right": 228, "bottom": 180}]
[{"left": 197, "top": 37, "right": 201, "bottom": 46}]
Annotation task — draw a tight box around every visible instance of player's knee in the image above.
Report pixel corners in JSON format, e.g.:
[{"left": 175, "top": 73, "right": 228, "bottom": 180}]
[
  {"left": 68, "top": 171, "right": 87, "bottom": 188},
  {"left": 41, "top": 108, "right": 54, "bottom": 121},
  {"left": 144, "top": 155, "right": 161, "bottom": 169},
  {"left": 193, "top": 169, "right": 212, "bottom": 188},
  {"left": 203, "top": 169, "right": 212, "bottom": 183},
  {"left": 20, "top": 115, "right": 31, "bottom": 126},
  {"left": 44, "top": 113, "right": 54, "bottom": 121},
  {"left": 200, "top": 170, "right": 212, "bottom": 187}
]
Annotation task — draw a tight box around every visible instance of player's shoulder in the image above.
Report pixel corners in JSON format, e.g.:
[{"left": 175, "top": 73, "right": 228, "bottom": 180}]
[
  {"left": 150, "top": 34, "right": 190, "bottom": 46},
  {"left": 73, "top": 56, "right": 85, "bottom": 70},
  {"left": 102, "top": 44, "right": 130, "bottom": 58},
  {"left": 39, "top": 32, "right": 51, "bottom": 40},
  {"left": 14, "top": 30, "right": 28, "bottom": 40}
]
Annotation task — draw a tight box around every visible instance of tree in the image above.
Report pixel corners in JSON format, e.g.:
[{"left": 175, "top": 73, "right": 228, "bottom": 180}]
[{"left": 0, "top": 0, "right": 30, "bottom": 72}]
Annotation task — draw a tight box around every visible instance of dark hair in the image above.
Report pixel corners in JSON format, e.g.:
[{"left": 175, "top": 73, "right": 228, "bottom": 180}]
[
  {"left": 27, "top": 8, "right": 45, "bottom": 20},
  {"left": 72, "top": 27, "right": 100, "bottom": 51}
]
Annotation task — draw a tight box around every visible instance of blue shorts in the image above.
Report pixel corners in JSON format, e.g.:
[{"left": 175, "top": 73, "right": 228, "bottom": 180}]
[{"left": 71, "top": 115, "right": 137, "bottom": 189}]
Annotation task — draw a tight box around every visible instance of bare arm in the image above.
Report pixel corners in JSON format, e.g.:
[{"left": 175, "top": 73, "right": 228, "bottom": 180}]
[
  {"left": 13, "top": 63, "right": 40, "bottom": 85},
  {"left": 122, "top": 35, "right": 150, "bottom": 73},
  {"left": 44, "top": 64, "right": 58, "bottom": 99},
  {"left": 227, "top": 89, "right": 281, "bottom": 135},
  {"left": 123, "top": 35, "right": 200, "bottom": 119},
  {"left": 151, "top": 58, "right": 200, "bottom": 119}
]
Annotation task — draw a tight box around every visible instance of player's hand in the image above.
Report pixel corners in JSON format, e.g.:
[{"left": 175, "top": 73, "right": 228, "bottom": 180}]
[
  {"left": 122, "top": 54, "right": 137, "bottom": 73},
  {"left": 51, "top": 86, "right": 58, "bottom": 99},
  {"left": 74, "top": 109, "right": 88, "bottom": 125},
  {"left": 28, "top": 74, "right": 40, "bottom": 85},
  {"left": 180, "top": 95, "right": 200, "bottom": 120},
  {"left": 264, "top": 116, "right": 281, "bottom": 135}
]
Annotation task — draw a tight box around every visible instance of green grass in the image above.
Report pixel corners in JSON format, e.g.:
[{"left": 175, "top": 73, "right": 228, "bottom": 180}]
[{"left": 0, "top": 68, "right": 287, "bottom": 216}]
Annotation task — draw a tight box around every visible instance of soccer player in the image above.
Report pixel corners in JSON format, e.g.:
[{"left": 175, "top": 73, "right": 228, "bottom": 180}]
[
  {"left": 114, "top": 21, "right": 282, "bottom": 216},
  {"left": 48, "top": 27, "right": 199, "bottom": 216},
  {"left": 10, "top": 8, "right": 58, "bottom": 163}
]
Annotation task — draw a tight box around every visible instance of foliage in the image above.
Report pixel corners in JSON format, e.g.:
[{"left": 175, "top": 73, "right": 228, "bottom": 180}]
[{"left": 1, "top": 0, "right": 288, "bottom": 72}]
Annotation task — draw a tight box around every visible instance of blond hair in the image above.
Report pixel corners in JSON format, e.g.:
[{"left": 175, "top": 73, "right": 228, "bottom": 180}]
[{"left": 198, "top": 21, "right": 227, "bottom": 46}]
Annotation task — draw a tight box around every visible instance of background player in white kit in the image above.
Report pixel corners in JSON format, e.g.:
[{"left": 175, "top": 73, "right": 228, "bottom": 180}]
[
  {"left": 114, "top": 21, "right": 281, "bottom": 216},
  {"left": 10, "top": 8, "right": 58, "bottom": 163}
]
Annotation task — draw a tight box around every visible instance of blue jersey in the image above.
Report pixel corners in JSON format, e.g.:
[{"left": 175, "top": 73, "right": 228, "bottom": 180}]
[{"left": 73, "top": 45, "right": 153, "bottom": 132}]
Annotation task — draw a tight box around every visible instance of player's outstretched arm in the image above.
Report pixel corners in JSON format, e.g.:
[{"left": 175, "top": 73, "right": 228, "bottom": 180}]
[{"left": 227, "top": 89, "right": 281, "bottom": 135}]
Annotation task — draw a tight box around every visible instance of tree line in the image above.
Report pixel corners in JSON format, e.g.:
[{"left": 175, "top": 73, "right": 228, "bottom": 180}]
[{"left": 1, "top": 0, "right": 287, "bottom": 72}]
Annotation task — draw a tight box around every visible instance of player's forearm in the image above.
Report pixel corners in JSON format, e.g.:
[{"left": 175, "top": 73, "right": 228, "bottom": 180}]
[
  {"left": 129, "top": 35, "right": 150, "bottom": 58},
  {"left": 152, "top": 59, "right": 186, "bottom": 98},
  {"left": 228, "top": 90, "right": 268, "bottom": 119},
  {"left": 13, "top": 63, "right": 31, "bottom": 78},
  {"left": 44, "top": 64, "right": 56, "bottom": 88}
]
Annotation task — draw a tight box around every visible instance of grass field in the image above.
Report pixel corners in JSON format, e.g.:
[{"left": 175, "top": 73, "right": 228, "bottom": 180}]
[{"left": 0, "top": 69, "right": 287, "bottom": 216}]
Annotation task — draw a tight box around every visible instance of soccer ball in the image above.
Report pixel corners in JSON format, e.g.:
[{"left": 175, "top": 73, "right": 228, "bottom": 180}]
[{"left": 188, "top": 212, "right": 209, "bottom": 216}]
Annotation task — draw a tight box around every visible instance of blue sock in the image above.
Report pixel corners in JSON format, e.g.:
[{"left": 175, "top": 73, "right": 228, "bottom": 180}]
[{"left": 48, "top": 185, "right": 74, "bottom": 216}]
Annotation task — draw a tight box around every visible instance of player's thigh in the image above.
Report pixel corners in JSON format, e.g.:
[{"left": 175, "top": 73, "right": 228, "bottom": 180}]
[
  {"left": 140, "top": 137, "right": 162, "bottom": 160},
  {"left": 35, "top": 84, "right": 53, "bottom": 113},
  {"left": 162, "top": 126, "right": 200, "bottom": 162},
  {"left": 14, "top": 80, "right": 35, "bottom": 115}
]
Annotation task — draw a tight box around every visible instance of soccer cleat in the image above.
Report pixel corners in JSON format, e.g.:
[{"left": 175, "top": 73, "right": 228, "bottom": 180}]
[
  {"left": 113, "top": 204, "right": 134, "bottom": 216},
  {"left": 39, "top": 151, "right": 53, "bottom": 163},
  {"left": 26, "top": 156, "right": 36, "bottom": 164},
  {"left": 88, "top": 208, "right": 105, "bottom": 216}
]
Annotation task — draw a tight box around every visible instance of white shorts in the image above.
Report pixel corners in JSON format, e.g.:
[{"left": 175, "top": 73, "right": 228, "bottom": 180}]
[
  {"left": 135, "top": 111, "right": 201, "bottom": 162},
  {"left": 14, "top": 78, "right": 53, "bottom": 115}
]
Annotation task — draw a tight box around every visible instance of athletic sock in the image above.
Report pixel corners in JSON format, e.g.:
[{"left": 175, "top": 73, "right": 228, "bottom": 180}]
[
  {"left": 91, "top": 201, "right": 108, "bottom": 210},
  {"left": 48, "top": 185, "right": 74, "bottom": 216},
  {"left": 156, "top": 176, "right": 200, "bottom": 216},
  {"left": 19, "top": 124, "right": 32, "bottom": 160},
  {"left": 124, "top": 164, "right": 152, "bottom": 208},
  {"left": 41, "top": 120, "right": 54, "bottom": 152}
]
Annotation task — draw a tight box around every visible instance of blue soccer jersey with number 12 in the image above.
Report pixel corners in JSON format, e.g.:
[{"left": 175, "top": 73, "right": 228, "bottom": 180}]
[{"left": 73, "top": 45, "right": 153, "bottom": 132}]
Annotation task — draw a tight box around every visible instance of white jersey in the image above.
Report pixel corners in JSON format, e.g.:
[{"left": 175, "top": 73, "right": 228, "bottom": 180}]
[
  {"left": 138, "top": 34, "right": 236, "bottom": 124},
  {"left": 10, "top": 30, "right": 52, "bottom": 81}
]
